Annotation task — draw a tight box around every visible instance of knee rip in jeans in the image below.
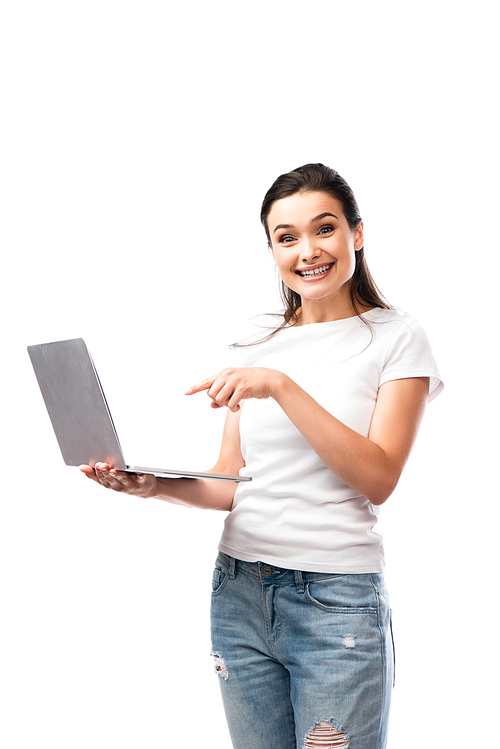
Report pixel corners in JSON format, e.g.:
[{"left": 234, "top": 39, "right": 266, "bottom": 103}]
[
  {"left": 211, "top": 652, "right": 228, "bottom": 680},
  {"left": 304, "top": 720, "right": 349, "bottom": 748}
]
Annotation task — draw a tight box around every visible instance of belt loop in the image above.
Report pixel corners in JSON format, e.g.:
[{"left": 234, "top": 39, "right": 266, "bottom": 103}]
[
  {"left": 294, "top": 570, "right": 305, "bottom": 594},
  {"left": 228, "top": 556, "right": 236, "bottom": 579}
]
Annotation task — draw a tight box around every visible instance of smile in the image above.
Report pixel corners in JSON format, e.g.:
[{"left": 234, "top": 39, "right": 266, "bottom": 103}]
[{"left": 296, "top": 263, "right": 333, "bottom": 278}]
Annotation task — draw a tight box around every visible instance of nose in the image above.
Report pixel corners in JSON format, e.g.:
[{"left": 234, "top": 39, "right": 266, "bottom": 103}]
[{"left": 301, "top": 238, "right": 321, "bottom": 263}]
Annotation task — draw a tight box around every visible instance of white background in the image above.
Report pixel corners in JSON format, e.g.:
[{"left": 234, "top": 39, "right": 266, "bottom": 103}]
[{"left": 1, "top": 1, "right": 498, "bottom": 746}]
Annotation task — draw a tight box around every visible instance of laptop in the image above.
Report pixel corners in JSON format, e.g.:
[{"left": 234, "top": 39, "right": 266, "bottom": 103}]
[{"left": 27, "top": 338, "right": 251, "bottom": 483}]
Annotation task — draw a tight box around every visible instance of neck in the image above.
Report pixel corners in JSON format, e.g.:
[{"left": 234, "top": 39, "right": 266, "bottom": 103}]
[{"left": 295, "top": 297, "right": 366, "bottom": 326}]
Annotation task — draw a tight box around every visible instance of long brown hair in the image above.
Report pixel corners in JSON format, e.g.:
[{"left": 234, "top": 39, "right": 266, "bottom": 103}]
[{"left": 236, "top": 164, "right": 390, "bottom": 346}]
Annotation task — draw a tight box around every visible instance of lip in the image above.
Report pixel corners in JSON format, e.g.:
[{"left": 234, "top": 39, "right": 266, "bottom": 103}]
[{"left": 295, "top": 262, "right": 334, "bottom": 281}]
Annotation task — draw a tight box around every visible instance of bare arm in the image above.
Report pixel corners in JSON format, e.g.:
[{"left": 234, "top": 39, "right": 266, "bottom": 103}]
[
  {"left": 79, "top": 409, "right": 244, "bottom": 512},
  {"left": 188, "top": 367, "right": 429, "bottom": 506},
  {"left": 273, "top": 374, "right": 429, "bottom": 505}
]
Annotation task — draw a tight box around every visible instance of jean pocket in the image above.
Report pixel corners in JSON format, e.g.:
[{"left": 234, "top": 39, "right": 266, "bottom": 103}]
[
  {"left": 211, "top": 556, "right": 231, "bottom": 595},
  {"left": 305, "top": 579, "right": 378, "bottom": 613},
  {"left": 212, "top": 568, "right": 223, "bottom": 591}
]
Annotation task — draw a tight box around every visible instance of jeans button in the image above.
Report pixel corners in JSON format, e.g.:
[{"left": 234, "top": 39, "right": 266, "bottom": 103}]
[{"left": 262, "top": 565, "right": 273, "bottom": 577}]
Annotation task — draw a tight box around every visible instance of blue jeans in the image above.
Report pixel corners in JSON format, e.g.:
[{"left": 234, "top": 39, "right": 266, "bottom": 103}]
[{"left": 210, "top": 553, "right": 394, "bottom": 749}]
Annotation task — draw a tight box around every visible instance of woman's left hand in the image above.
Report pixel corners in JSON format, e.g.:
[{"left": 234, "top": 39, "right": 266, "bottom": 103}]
[{"left": 186, "top": 367, "right": 283, "bottom": 412}]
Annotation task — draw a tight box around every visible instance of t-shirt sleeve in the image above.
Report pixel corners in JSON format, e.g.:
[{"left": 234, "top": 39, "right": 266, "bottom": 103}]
[{"left": 379, "top": 317, "right": 443, "bottom": 402}]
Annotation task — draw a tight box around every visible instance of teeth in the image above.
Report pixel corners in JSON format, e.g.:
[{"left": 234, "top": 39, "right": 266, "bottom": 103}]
[{"left": 298, "top": 264, "right": 332, "bottom": 277}]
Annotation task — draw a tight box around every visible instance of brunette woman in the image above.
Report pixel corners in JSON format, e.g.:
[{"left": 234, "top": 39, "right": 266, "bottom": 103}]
[{"left": 82, "top": 164, "right": 442, "bottom": 749}]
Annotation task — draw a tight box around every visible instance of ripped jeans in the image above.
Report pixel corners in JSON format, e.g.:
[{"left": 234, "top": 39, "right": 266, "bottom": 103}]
[{"left": 210, "top": 553, "right": 394, "bottom": 749}]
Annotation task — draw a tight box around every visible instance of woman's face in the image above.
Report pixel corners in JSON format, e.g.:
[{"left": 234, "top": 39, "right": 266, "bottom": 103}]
[{"left": 267, "top": 191, "right": 364, "bottom": 320}]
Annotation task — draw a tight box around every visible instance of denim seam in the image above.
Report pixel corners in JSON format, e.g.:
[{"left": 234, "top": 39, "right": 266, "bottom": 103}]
[
  {"left": 261, "top": 583, "right": 283, "bottom": 649},
  {"left": 371, "top": 576, "right": 389, "bottom": 748}
]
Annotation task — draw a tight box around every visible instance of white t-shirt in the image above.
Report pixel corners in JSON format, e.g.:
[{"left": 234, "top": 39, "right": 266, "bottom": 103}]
[{"left": 218, "top": 308, "right": 443, "bottom": 573}]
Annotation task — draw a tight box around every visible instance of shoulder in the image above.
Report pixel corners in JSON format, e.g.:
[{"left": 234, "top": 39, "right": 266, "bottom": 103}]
[
  {"left": 364, "top": 307, "right": 434, "bottom": 346},
  {"left": 367, "top": 308, "right": 443, "bottom": 401},
  {"left": 366, "top": 306, "right": 424, "bottom": 329}
]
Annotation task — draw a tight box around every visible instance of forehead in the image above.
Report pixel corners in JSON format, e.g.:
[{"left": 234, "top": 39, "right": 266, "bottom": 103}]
[{"left": 268, "top": 191, "right": 346, "bottom": 232}]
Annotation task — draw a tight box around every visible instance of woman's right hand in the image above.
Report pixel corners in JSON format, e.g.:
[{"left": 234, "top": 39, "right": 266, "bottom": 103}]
[{"left": 79, "top": 462, "right": 159, "bottom": 499}]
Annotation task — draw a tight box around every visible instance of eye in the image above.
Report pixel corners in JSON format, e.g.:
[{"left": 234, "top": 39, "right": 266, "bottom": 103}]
[
  {"left": 318, "top": 225, "right": 334, "bottom": 235},
  {"left": 279, "top": 234, "right": 296, "bottom": 244}
]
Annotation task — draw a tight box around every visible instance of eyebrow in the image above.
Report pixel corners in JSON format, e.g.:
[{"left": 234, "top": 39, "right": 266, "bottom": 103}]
[{"left": 272, "top": 212, "right": 339, "bottom": 235}]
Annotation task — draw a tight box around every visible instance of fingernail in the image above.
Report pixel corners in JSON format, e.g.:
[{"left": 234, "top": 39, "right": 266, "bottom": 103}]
[{"left": 185, "top": 388, "right": 192, "bottom": 394}]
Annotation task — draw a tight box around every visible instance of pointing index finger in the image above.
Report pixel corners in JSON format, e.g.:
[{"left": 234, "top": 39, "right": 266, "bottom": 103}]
[{"left": 185, "top": 373, "right": 219, "bottom": 395}]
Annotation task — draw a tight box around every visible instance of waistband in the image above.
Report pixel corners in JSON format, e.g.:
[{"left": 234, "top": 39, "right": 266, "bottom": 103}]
[{"left": 218, "top": 552, "right": 386, "bottom": 593}]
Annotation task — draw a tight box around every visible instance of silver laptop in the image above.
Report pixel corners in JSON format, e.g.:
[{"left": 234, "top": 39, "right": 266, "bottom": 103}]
[{"left": 28, "top": 338, "right": 250, "bottom": 483}]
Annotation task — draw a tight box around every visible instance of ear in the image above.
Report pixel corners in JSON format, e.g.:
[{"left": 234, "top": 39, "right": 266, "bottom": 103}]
[{"left": 354, "top": 222, "right": 364, "bottom": 251}]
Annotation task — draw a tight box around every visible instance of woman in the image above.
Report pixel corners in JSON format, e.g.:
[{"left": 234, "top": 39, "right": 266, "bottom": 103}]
[{"left": 81, "top": 164, "right": 442, "bottom": 748}]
